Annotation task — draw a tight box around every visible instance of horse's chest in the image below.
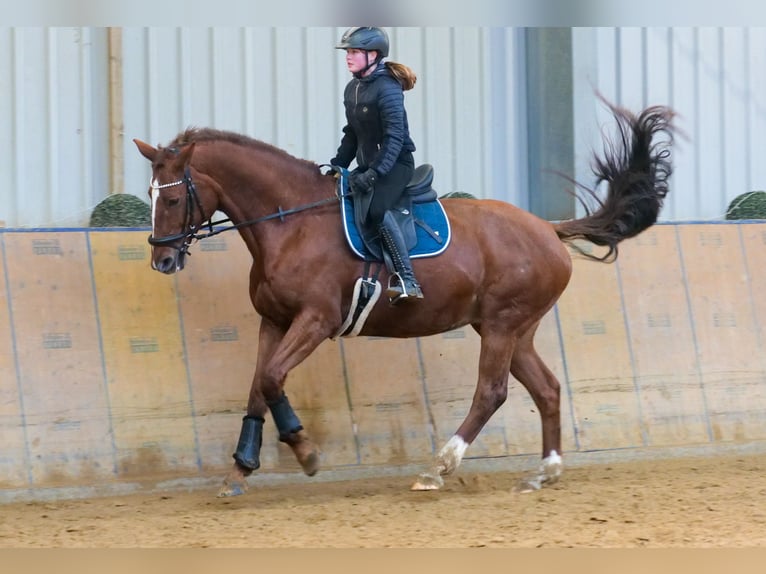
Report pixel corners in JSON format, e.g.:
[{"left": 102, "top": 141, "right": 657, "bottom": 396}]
[{"left": 251, "top": 278, "right": 300, "bottom": 324}]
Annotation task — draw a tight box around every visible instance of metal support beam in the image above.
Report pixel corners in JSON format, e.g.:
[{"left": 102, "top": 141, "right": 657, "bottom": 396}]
[{"left": 108, "top": 27, "right": 123, "bottom": 195}]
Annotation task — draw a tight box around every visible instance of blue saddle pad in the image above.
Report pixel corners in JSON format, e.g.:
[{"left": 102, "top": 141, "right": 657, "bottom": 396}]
[{"left": 340, "top": 191, "right": 452, "bottom": 260}]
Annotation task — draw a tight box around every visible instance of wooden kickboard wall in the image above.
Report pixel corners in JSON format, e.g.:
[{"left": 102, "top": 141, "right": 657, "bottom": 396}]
[{"left": 1, "top": 222, "right": 765, "bottom": 498}]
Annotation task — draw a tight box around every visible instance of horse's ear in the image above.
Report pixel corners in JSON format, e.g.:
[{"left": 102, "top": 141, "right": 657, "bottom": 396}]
[
  {"left": 133, "top": 138, "right": 158, "bottom": 162},
  {"left": 177, "top": 142, "right": 196, "bottom": 168}
]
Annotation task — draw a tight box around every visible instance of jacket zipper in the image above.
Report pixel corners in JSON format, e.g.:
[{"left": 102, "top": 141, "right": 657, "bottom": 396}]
[{"left": 354, "top": 80, "right": 366, "bottom": 166}]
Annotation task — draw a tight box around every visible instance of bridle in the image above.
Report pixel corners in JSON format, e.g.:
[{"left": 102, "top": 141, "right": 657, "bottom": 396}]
[
  {"left": 148, "top": 166, "right": 212, "bottom": 258},
  {"left": 148, "top": 165, "right": 351, "bottom": 253}
]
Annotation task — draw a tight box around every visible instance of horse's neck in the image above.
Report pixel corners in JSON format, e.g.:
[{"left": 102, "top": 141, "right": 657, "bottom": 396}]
[
  {"left": 204, "top": 148, "right": 326, "bottom": 259},
  {"left": 208, "top": 149, "right": 309, "bottom": 215}
]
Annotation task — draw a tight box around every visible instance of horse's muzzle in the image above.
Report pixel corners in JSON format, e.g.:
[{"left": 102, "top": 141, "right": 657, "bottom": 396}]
[{"left": 152, "top": 249, "right": 186, "bottom": 274}]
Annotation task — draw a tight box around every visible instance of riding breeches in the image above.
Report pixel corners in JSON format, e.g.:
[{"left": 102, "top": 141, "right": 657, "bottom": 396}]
[{"left": 365, "top": 152, "right": 414, "bottom": 226}]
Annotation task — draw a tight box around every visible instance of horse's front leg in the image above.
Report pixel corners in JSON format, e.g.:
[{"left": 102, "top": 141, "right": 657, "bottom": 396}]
[{"left": 218, "top": 313, "right": 333, "bottom": 497}]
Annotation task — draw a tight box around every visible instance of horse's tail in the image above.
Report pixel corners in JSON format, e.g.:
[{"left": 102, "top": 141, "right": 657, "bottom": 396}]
[{"left": 553, "top": 97, "right": 676, "bottom": 262}]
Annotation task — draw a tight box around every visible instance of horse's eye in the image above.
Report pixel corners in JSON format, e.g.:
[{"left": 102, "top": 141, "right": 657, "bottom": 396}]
[{"left": 168, "top": 198, "right": 180, "bottom": 207}]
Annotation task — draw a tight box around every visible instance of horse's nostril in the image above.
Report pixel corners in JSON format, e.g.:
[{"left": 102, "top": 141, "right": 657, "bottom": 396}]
[{"left": 158, "top": 256, "right": 176, "bottom": 273}]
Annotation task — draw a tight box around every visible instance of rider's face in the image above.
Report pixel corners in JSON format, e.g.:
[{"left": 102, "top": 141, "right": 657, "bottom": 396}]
[{"left": 345, "top": 49, "right": 377, "bottom": 76}]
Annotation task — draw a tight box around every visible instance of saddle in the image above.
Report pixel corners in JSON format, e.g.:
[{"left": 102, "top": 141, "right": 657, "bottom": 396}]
[
  {"left": 334, "top": 165, "right": 451, "bottom": 264},
  {"left": 329, "top": 164, "right": 452, "bottom": 338}
]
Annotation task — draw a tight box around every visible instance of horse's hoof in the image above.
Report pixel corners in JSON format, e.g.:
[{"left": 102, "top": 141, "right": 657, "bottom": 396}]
[
  {"left": 288, "top": 431, "right": 321, "bottom": 476},
  {"left": 217, "top": 481, "right": 248, "bottom": 498},
  {"left": 513, "top": 477, "right": 543, "bottom": 494},
  {"left": 411, "top": 471, "right": 444, "bottom": 491},
  {"left": 299, "top": 451, "right": 320, "bottom": 477}
]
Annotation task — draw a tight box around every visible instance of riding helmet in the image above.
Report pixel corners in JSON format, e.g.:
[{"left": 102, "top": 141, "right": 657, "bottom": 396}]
[{"left": 335, "top": 27, "right": 389, "bottom": 58}]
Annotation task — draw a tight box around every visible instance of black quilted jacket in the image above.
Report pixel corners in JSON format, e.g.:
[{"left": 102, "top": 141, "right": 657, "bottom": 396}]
[{"left": 332, "top": 63, "right": 416, "bottom": 176}]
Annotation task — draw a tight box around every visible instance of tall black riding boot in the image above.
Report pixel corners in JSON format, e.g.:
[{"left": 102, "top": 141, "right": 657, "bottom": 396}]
[{"left": 378, "top": 211, "right": 424, "bottom": 304}]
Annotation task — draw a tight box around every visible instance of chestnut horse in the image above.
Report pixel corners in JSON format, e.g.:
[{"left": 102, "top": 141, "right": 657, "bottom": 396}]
[{"left": 134, "top": 99, "right": 675, "bottom": 497}]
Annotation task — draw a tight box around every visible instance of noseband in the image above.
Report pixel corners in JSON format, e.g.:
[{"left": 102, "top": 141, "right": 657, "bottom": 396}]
[{"left": 148, "top": 166, "right": 212, "bottom": 255}]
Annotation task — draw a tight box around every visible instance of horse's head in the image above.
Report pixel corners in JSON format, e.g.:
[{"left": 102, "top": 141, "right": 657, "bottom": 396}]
[{"left": 133, "top": 138, "right": 218, "bottom": 274}]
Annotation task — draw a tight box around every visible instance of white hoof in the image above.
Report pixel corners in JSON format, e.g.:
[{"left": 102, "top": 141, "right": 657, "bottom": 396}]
[
  {"left": 514, "top": 451, "right": 563, "bottom": 493},
  {"left": 513, "top": 477, "right": 543, "bottom": 493},
  {"left": 411, "top": 471, "right": 444, "bottom": 491},
  {"left": 411, "top": 435, "right": 469, "bottom": 491}
]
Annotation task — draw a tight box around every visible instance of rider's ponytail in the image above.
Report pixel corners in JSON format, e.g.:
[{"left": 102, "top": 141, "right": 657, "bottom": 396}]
[{"left": 385, "top": 62, "right": 417, "bottom": 91}]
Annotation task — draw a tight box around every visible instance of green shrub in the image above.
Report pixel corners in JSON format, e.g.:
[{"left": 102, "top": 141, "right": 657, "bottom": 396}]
[
  {"left": 725, "top": 191, "right": 766, "bottom": 220},
  {"left": 90, "top": 194, "right": 151, "bottom": 227},
  {"left": 439, "top": 191, "right": 476, "bottom": 199}
]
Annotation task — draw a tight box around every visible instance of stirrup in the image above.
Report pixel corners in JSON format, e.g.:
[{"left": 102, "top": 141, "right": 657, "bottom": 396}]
[{"left": 386, "top": 273, "right": 424, "bottom": 304}]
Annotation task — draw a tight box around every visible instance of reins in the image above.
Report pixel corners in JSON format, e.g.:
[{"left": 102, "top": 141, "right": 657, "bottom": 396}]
[{"left": 148, "top": 165, "right": 351, "bottom": 249}]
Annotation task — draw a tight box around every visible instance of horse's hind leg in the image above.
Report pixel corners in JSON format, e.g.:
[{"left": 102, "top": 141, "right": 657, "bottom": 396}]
[
  {"left": 412, "top": 326, "right": 514, "bottom": 491},
  {"left": 509, "top": 321, "right": 563, "bottom": 492}
]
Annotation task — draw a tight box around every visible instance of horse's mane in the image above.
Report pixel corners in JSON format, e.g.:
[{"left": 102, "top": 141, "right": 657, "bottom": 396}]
[{"left": 167, "top": 127, "right": 320, "bottom": 175}]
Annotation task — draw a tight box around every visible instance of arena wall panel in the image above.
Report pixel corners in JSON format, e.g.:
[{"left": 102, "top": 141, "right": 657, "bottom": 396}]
[
  {"left": 679, "top": 224, "right": 766, "bottom": 442},
  {"left": 2, "top": 222, "right": 766, "bottom": 501},
  {"left": 3, "top": 232, "right": 115, "bottom": 486},
  {"left": 89, "top": 231, "right": 200, "bottom": 477},
  {"left": 616, "top": 226, "right": 710, "bottom": 447},
  {"left": 740, "top": 224, "right": 766, "bottom": 385},
  {"left": 738, "top": 224, "right": 766, "bottom": 437},
  {"left": 0, "top": 235, "right": 29, "bottom": 488},
  {"left": 557, "top": 244, "right": 644, "bottom": 451},
  {"left": 341, "top": 336, "right": 434, "bottom": 466}
]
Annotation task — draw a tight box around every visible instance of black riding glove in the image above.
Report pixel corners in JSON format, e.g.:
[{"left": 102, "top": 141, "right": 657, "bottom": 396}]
[{"left": 350, "top": 168, "right": 377, "bottom": 195}]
